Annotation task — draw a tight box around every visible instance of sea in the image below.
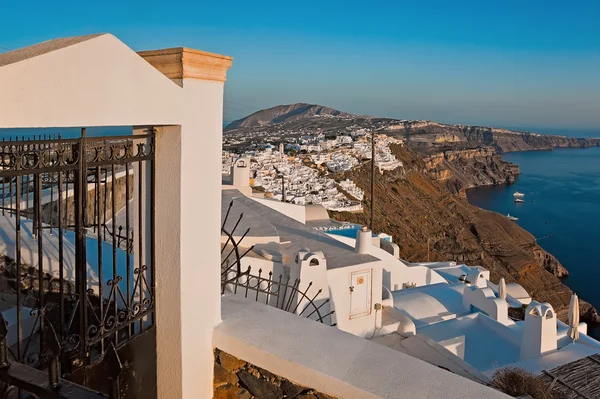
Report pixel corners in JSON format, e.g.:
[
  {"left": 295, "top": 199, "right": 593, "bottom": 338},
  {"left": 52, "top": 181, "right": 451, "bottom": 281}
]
[{"left": 467, "top": 131, "right": 600, "bottom": 339}]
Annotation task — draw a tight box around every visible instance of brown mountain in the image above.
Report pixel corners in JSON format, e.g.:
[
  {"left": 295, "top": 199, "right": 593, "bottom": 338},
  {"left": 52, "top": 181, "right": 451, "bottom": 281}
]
[{"left": 225, "top": 103, "right": 352, "bottom": 130}]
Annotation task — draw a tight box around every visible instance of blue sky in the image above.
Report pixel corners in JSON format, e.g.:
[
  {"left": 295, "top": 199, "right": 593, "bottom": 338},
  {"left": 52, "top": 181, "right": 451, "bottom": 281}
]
[{"left": 1, "top": 0, "right": 599, "bottom": 131}]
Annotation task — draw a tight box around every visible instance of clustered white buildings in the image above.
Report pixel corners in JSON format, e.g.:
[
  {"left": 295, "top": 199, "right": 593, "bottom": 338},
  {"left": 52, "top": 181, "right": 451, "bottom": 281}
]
[
  {"left": 222, "top": 132, "right": 404, "bottom": 212},
  {"left": 224, "top": 168, "right": 600, "bottom": 396}
]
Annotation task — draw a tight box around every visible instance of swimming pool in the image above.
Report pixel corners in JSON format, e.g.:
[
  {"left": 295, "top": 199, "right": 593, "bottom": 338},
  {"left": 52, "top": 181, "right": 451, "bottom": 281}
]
[{"left": 323, "top": 224, "right": 361, "bottom": 238}]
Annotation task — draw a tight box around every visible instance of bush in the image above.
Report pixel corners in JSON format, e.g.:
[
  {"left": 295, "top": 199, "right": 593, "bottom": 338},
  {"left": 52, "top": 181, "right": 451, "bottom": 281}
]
[{"left": 490, "top": 367, "right": 556, "bottom": 399}]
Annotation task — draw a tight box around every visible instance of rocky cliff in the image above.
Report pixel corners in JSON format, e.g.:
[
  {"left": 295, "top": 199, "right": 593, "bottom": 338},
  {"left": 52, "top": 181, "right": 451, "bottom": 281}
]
[
  {"left": 387, "top": 120, "right": 599, "bottom": 153},
  {"left": 422, "top": 147, "right": 519, "bottom": 194},
  {"left": 459, "top": 126, "right": 600, "bottom": 153},
  {"left": 331, "top": 145, "right": 598, "bottom": 324},
  {"left": 225, "top": 103, "right": 352, "bottom": 130}
]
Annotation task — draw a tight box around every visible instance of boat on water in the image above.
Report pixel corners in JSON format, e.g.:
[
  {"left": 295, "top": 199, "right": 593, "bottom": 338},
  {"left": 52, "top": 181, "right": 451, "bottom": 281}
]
[
  {"left": 513, "top": 191, "right": 525, "bottom": 198},
  {"left": 506, "top": 214, "right": 519, "bottom": 221},
  {"left": 514, "top": 198, "right": 525, "bottom": 203}
]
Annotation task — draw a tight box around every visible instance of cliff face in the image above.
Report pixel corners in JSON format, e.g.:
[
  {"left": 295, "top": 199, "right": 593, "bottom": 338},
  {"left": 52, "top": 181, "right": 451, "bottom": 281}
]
[
  {"left": 422, "top": 147, "right": 519, "bottom": 194},
  {"left": 459, "top": 126, "right": 600, "bottom": 153},
  {"left": 331, "top": 145, "right": 598, "bottom": 324},
  {"left": 390, "top": 121, "right": 599, "bottom": 154}
]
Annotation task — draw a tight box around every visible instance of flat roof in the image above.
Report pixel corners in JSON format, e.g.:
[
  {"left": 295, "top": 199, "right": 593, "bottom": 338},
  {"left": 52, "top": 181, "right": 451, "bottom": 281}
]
[
  {"left": 222, "top": 189, "right": 377, "bottom": 269},
  {"left": 419, "top": 314, "right": 521, "bottom": 373}
]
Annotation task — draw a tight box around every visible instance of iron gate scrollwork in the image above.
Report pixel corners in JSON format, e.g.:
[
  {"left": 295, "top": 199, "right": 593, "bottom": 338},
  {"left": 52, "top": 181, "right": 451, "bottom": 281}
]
[{"left": 0, "top": 129, "right": 155, "bottom": 396}]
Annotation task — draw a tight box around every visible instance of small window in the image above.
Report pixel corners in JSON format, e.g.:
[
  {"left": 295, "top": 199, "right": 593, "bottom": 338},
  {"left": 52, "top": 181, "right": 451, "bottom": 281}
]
[
  {"left": 309, "top": 258, "right": 319, "bottom": 266},
  {"left": 237, "top": 160, "right": 247, "bottom": 168},
  {"left": 545, "top": 310, "right": 554, "bottom": 319}
]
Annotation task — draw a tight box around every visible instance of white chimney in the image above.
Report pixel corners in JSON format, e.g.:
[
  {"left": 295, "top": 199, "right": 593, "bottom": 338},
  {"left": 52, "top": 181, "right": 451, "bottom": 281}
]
[
  {"left": 520, "top": 301, "right": 557, "bottom": 360},
  {"left": 232, "top": 157, "right": 250, "bottom": 187},
  {"left": 355, "top": 226, "right": 372, "bottom": 254}
]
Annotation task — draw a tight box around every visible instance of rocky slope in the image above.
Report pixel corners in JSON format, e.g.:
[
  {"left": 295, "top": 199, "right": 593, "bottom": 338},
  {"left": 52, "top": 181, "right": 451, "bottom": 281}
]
[
  {"left": 330, "top": 145, "right": 598, "bottom": 324},
  {"left": 422, "top": 147, "right": 520, "bottom": 194},
  {"left": 225, "top": 103, "right": 352, "bottom": 130}
]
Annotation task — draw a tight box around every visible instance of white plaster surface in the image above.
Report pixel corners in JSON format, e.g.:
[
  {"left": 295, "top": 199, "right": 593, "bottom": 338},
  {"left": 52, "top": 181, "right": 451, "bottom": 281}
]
[
  {"left": 215, "top": 295, "right": 509, "bottom": 398},
  {"left": 0, "top": 34, "right": 183, "bottom": 128},
  {"left": 0, "top": 34, "right": 230, "bottom": 398},
  {"left": 251, "top": 197, "right": 307, "bottom": 224}
]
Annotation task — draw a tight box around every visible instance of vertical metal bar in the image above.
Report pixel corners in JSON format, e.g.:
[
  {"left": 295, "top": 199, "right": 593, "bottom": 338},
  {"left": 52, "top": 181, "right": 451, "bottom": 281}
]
[
  {"left": 150, "top": 136, "right": 156, "bottom": 328},
  {"left": 1, "top": 174, "right": 4, "bottom": 216},
  {"left": 9, "top": 175, "right": 12, "bottom": 216},
  {"left": 74, "top": 128, "right": 88, "bottom": 361},
  {"left": 255, "top": 269, "right": 261, "bottom": 301},
  {"left": 111, "top": 163, "right": 118, "bottom": 345},
  {"left": 137, "top": 157, "right": 143, "bottom": 333},
  {"left": 26, "top": 172, "right": 29, "bottom": 216},
  {"left": 65, "top": 173, "right": 69, "bottom": 228},
  {"left": 36, "top": 172, "right": 45, "bottom": 360},
  {"left": 58, "top": 169, "right": 64, "bottom": 342},
  {"left": 50, "top": 172, "right": 54, "bottom": 235},
  {"left": 96, "top": 166, "right": 103, "bottom": 350},
  {"left": 103, "top": 168, "right": 107, "bottom": 242},
  {"left": 15, "top": 164, "right": 22, "bottom": 363},
  {"left": 125, "top": 162, "right": 131, "bottom": 338}
]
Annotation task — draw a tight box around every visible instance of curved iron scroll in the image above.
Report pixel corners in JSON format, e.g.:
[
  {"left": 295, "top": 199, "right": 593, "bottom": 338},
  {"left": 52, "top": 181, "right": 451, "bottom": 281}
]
[
  {"left": 222, "top": 266, "right": 336, "bottom": 326},
  {"left": 221, "top": 200, "right": 254, "bottom": 279}
]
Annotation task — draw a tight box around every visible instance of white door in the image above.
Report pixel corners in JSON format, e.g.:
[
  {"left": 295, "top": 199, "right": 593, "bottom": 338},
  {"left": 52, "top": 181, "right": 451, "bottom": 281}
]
[{"left": 349, "top": 269, "right": 372, "bottom": 319}]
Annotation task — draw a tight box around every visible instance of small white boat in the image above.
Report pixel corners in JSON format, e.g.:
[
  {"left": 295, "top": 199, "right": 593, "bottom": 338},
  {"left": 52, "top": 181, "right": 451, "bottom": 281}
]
[
  {"left": 514, "top": 198, "right": 525, "bottom": 203},
  {"left": 506, "top": 214, "right": 519, "bottom": 221},
  {"left": 513, "top": 191, "right": 525, "bottom": 198}
]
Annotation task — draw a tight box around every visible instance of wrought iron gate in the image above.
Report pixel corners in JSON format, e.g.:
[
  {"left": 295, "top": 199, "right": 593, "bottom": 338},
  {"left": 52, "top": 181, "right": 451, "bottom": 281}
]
[{"left": 0, "top": 129, "right": 155, "bottom": 397}]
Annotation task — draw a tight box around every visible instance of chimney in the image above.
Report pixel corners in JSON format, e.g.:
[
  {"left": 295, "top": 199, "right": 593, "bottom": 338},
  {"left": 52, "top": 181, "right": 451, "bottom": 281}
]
[
  {"left": 355, "top": 226, "right": 372, "bottom": 254},
  {"left": 232, "top": 157, "right": 250, "bottom": 187},
  {"left": 520, "top": 301, "right": 557, "bottom": 360}
]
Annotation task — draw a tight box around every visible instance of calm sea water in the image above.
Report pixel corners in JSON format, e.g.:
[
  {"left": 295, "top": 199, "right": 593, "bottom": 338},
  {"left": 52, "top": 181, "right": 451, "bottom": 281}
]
[
  {"left": 0, "top": 127, "right": 132, "bottom": 139},
  {"left": 467, "top": 146, "right": 600, "bottom": 338}
]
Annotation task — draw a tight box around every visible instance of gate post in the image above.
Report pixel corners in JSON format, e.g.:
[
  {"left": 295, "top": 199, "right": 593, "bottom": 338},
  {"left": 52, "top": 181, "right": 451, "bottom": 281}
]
[{"left": 138, "top": 47, "right": 232, "bottom": 399}]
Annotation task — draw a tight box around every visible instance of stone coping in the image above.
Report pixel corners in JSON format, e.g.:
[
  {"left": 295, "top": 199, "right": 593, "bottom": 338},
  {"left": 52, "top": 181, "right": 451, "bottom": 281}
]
[
  {"left": 214, "top": 295, "right": 510, "bottom": 398},
  {"left": 138, "top": 47, "right": 233, "bottom": 82}
]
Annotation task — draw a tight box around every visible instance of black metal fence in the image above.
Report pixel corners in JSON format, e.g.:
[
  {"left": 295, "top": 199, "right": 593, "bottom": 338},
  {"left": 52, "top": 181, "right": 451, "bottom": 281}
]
[
  {"left": 220, "top": 201, "right": 335, "bottom": 326},
  {"left": 0, "top": 129, "right": 155, "bottom": 397},
  {"left": 222, "top": 266, "right": 336, "bottom": 325}
]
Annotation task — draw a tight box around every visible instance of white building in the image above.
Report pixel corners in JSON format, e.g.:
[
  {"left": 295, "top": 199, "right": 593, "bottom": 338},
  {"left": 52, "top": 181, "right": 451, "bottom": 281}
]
[{"left": 222, "top": 176, "right": 600, "bottom": 395}]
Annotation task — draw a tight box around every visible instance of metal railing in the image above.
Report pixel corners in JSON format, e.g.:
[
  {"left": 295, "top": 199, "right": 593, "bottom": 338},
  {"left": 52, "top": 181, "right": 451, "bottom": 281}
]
[
  {"left": 220, "top": 200, "right": 335, "bottom": 326},
  {"left": 0, "top": 129, "right": 155, "bottom": 396}
]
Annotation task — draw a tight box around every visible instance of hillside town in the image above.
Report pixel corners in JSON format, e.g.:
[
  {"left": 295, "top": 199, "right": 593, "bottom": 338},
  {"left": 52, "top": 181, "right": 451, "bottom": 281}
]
[{"left": 222, "top": 130, "right": 404, "bottom": 212}]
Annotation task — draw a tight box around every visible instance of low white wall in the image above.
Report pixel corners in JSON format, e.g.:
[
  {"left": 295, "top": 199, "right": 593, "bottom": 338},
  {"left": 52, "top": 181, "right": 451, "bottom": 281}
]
[
  {"left": 476, "top": 313, "right": 522, "bottom": 347},
  {"left": 215, "top": 296, "right": 509, "bottom": 398},
  {"left": 462, "top": 286, "right": 509, "bottom": 324},
  {"left": 251, "top": 197, "right": 306, "bottom": 224},
  {"left": 380, "top": 240, "right": 400, "bottom": 258}
]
